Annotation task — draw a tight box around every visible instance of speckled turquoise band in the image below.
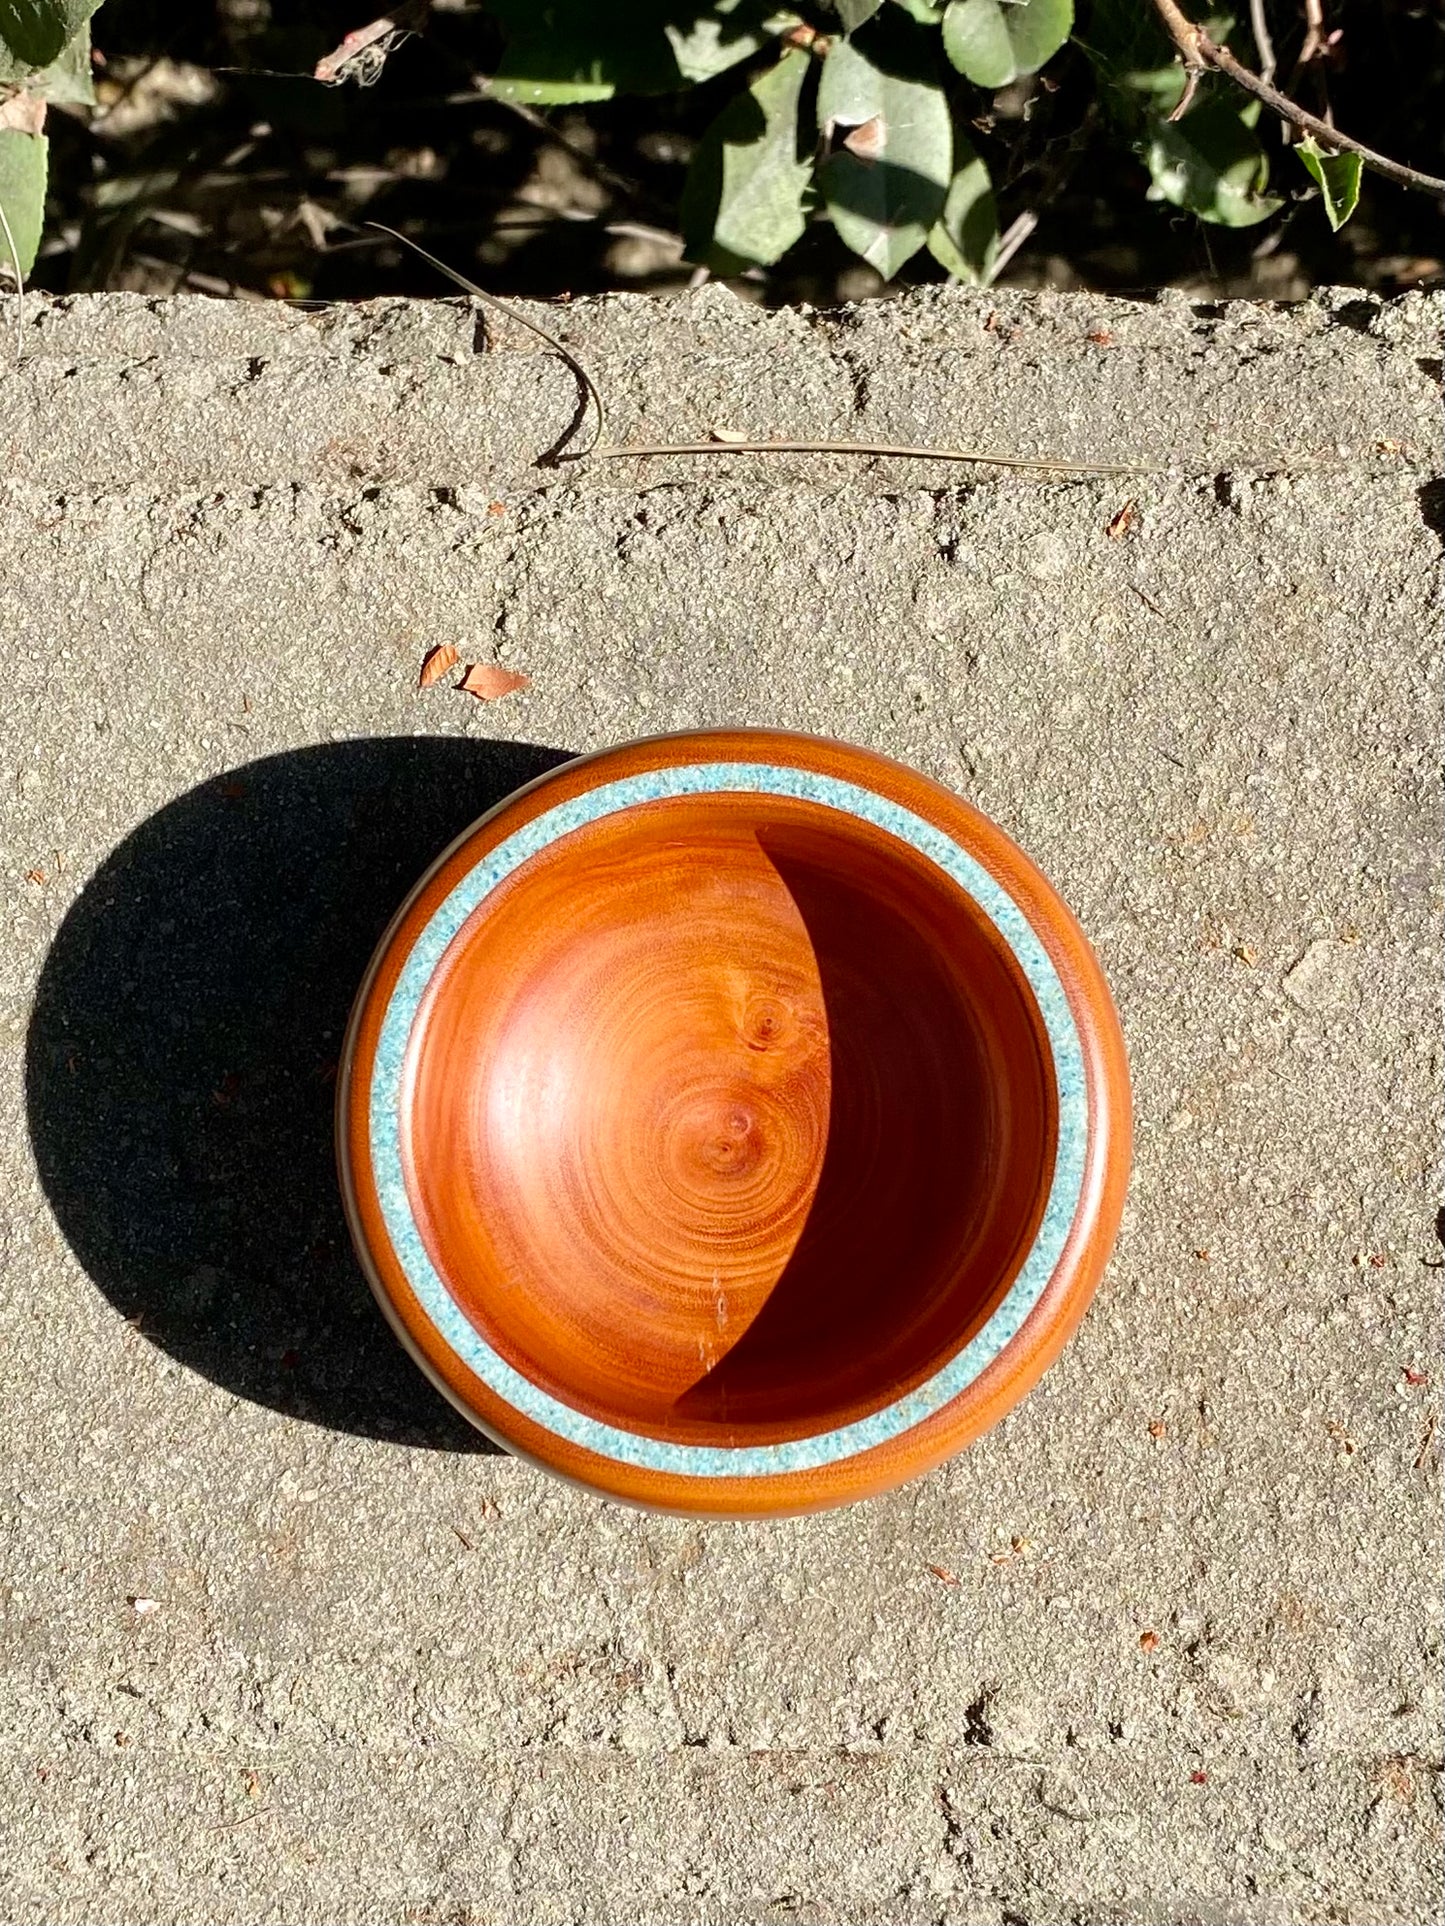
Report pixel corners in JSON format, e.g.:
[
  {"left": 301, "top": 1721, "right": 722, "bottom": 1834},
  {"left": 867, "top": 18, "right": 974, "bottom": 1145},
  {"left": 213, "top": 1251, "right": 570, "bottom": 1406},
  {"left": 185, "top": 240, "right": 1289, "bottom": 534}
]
[{"left": 368, "top": 763, "right": 1088, "bottom": 1478}]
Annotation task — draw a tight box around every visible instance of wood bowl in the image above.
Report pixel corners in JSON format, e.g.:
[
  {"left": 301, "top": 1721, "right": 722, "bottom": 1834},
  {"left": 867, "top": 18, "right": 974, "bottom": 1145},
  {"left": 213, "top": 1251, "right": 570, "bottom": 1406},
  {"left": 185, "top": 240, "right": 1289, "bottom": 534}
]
[{"left": 338, "top": 730, "right": 1130, "bottom": 1514}]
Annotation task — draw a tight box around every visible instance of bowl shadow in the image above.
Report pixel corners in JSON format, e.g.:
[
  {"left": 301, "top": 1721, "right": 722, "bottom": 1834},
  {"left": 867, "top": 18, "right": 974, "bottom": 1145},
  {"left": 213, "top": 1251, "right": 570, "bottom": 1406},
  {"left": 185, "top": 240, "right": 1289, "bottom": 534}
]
[{"left": 25, "top": 735, "right": 574, "bottom": 1451}]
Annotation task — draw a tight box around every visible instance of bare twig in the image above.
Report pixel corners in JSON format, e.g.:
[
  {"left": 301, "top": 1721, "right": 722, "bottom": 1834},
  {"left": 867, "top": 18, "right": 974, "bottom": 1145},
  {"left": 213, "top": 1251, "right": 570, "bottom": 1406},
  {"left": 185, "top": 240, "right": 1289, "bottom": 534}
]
[
  {"left": 1299, "top": 0, "right": 1328, "bottom": 70},
  {"left": 364, "top": 219, "right": 606, "bottom": 458},
  {"left": 990, "top": 210, "right": 1038, "bottom": 283},
  {"left": 1247, "top": 0, "right": 1276, "bottom": 86},
  {"left": 1293, "top": 0, "right": 1336, "bottom": 134},
  {"left": 1152, "top": 0, "right": 1207, "bottom": 92},
  {"left": 209, "top": 1805, "right": 273, "bottom": 1833},
  {"left": 1149, "top": 0, "right": 1445, "bottom": 197},
  {"left": 1170, "top": 64, "right": 1203, "bottom": 122},
  {"left": 588, "top": 439, "right": 1157, "bottom": 476},
  {"left": 366, "top": 227, "right": 1156, "bottom": 475}
]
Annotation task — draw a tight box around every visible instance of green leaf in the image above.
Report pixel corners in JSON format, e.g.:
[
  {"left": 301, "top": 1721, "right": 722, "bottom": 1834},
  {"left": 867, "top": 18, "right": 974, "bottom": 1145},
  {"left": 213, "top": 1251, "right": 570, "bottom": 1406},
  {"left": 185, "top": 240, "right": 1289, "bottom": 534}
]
[
  {"left": 834, "top": 0, "right": 884, "bottom": 27},
  {"left": 0, "top": 126, "right": 47, "bottom": 277},
  {"left": 1078, "top": 8, "right": 1280, "bottom": 233},
  {"left": 666, "top": 2, "right": 801, "bottom": 85},
  {"left": 484, "top": 0, "right": 682, "bottom": 104},
  {"left": 1143, "top": 95, "right": 1281, "bottom": 227},
  {"left": 0, "top": 20, "right": 93, "bottom": 101},
  {"left": 890, "top": 0, "right": 944, "bottom": 20},
  {"left": 0, "top": 0, "right": 101, "bottom": 72},
  {"left": 941, "top": 0, "right": 1072, "bottom": 89},
  {"left": 681, "top": 46, "right": 815, "bottom": 269},
  {"left": 817, "top": 19, "right": 951, "bottom": 277},
  {"left": 1295, "top": 135, "right": 1361, "bottom": 232},
  {"left": 926, "top": 133, "right": 998, "bottom": 283}
]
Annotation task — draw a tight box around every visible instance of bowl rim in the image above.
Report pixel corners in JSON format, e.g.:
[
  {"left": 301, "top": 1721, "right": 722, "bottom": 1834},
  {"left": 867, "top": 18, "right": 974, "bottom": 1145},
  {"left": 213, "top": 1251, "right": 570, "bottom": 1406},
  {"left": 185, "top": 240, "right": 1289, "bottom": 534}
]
[{"left": 337, "top": 728, "right": 1131, "bottom": 1516}]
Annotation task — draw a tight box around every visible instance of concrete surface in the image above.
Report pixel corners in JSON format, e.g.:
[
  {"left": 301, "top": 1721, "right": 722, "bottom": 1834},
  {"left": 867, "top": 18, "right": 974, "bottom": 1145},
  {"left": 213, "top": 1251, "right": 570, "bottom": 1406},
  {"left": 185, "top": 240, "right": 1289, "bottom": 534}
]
[{"left": 0, "top": 281, "right": 1441, "bottom": 1926}]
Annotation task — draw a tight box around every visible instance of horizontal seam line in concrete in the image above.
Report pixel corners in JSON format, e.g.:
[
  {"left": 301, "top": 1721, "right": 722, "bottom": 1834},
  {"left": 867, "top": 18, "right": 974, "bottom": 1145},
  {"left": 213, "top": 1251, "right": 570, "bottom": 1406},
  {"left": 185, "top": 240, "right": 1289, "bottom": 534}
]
[
  {"left": 1, "top": 467, "right": 1439, "bottom": 495},
  {"left": 13, "top": 1741, "right": 1442, "bottom": 1763}
]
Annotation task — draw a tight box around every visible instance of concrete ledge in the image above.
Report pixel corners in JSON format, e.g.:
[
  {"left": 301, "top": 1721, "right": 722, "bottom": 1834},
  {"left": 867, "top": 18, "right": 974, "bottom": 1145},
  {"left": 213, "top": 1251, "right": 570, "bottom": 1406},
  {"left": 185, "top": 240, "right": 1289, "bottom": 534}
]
[
  {"left": 0, "top": 287, "right": 1441, "bottom": 1926},
  {"left": 3, "top": 284, "right": 1440, "bottom": 493}
]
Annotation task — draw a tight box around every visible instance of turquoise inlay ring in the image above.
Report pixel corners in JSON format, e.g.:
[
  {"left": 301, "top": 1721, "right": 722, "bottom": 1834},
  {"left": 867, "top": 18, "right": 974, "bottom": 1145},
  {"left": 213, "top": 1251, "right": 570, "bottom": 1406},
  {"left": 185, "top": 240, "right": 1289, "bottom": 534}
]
[{"left": 338, "top": 730, "right": 1131, "bottom": 1515}]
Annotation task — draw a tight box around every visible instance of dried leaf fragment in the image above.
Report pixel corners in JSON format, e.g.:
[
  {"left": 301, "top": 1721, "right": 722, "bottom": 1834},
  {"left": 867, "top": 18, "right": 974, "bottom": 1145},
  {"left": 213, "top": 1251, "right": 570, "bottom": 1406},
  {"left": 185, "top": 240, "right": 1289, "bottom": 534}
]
[
  {"left": 1376, "top": 1756, "right": 1416, "bottom": 1803},
  {"left": 1139, "top": 1629, "right": 1160, "bottom": 1652},
  {"left": 1189, "top": 1768, "right": 1208, "bottom": 1785},
  {"left": 0, "top": 91, "right": 46, "bottom": 136},
  {"left": 1148, "top": 1419, "right": 1167, "bottom": 1439},
  {"left": 1106, "top": 499, "right": 1137, "bottom": 539},
  {"left": 458, "top": 663, "right": 531, "bottom": 703},
  {"left": 927, "top": 1563, "right": 960, "bottom": 1586},
  {"left": 1402, "top": 1367, "right": 1428, "bottom": 1388},
  {"left": 418, "top": 643, "right": 459, "bottom": 690},
  {"left": 486, "top": 501, "right": 507, "bottom": 517},
  {"left": 314, "top": 2, "right": 428, "bottom": 86},
  {"left": 841, "top": 115, "right": 886, "bottom": 163},
  {"left": 1087, "top": 328, "right": 1115, "bottom": 347},
  {"left": 23, "top": 867, "right": 46, "bottom": 885}
]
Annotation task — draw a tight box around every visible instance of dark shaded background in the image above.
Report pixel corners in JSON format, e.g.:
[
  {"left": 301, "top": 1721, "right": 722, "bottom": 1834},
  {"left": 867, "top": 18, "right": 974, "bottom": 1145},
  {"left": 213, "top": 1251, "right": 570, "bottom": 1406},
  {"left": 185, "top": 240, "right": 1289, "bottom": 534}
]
[
  {"left": 30, "top": 0, "right": 1445, "bottom": 306},
  {"left": 26, "top": 737, "right": 571, "bottom": 1448}
]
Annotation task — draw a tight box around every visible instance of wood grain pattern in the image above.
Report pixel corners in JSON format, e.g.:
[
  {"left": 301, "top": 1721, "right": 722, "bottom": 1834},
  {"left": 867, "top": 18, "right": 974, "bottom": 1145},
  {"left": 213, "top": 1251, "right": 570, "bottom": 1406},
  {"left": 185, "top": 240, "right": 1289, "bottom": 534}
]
[{"left": 338, "top": 730, "right": 1131, "bottom": 1515}]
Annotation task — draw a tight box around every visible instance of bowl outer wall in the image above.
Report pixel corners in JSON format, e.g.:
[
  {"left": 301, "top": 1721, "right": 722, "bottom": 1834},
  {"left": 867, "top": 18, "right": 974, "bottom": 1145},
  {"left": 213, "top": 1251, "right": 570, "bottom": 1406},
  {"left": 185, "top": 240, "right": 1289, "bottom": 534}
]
[{"left": 336, "top": 728, "right": 1132, "bottom": 1516}]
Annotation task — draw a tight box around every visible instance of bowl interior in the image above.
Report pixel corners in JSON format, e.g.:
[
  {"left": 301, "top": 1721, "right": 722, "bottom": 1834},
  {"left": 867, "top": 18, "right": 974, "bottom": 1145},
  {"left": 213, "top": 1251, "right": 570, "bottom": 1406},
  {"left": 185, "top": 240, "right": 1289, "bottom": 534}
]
[{"left": 401, "top": 792, "right": 1057, "bottom": 1446}]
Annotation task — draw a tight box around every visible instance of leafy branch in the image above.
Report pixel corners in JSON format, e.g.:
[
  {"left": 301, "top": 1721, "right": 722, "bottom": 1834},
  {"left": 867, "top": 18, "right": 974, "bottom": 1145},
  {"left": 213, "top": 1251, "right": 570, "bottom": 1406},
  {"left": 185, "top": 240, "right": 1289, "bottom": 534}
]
[
  {"left": 1149, "top": 0, "right": 1445, "bottom": 200},
  {"left": 5, "top": 1, "right": 1444, "bottom": 294},
  {"left": 0, "top": 0, "right": 103, "bottom": 279}
]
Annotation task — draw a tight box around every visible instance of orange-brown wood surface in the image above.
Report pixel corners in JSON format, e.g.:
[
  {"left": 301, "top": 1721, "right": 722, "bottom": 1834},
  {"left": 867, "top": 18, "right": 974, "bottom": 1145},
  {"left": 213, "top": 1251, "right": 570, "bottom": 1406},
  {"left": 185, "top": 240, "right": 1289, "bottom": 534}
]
[{"left": 338, "top": 730, "right": 1132, "bottom": 1515}]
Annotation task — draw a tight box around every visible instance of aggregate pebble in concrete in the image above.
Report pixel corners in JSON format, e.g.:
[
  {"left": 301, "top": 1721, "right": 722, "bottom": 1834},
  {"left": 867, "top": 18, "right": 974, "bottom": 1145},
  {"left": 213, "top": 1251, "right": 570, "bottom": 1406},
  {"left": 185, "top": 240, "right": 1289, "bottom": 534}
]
[{"left": 0, "top": 285, "right": 1441, "bottom": 1925}]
